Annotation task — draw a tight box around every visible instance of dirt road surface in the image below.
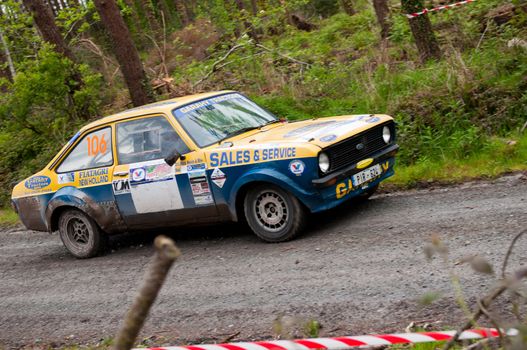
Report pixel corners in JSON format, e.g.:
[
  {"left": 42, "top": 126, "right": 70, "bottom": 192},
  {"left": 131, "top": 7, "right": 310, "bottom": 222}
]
[{"left": 1, "top": 174, "right": 526, "bottom": 349}]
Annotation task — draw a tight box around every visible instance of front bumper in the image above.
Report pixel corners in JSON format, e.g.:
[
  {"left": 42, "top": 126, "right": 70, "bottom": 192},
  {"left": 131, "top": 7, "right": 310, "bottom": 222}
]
[
  {"left": 306, "top": 156, "right": 395, "bottom": 213},
  {"left": 312, "top": 144, "right": 399, "bottom": 188}
]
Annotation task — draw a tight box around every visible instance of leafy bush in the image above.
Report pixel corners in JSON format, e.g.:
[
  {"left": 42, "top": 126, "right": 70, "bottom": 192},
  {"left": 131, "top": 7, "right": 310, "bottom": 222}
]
[{"left": 0, "top": 44, "right": 103, "bottom": 204}]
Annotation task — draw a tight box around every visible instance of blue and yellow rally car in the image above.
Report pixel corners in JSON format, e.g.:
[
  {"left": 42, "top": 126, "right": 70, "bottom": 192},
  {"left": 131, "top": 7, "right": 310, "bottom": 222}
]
[{"left": 12, "top": 91, "right": 398, "bottom": 258}]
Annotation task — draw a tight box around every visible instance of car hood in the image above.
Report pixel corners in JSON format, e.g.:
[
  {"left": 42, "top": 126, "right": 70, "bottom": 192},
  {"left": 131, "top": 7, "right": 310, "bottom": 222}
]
[{"left": 220, "top": 114, "right": 393, "bottom": 149}]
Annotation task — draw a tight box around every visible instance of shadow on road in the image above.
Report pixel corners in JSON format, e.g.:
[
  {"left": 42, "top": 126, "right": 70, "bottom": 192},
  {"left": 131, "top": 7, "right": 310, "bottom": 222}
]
[{"left": 106, "top": 196, "right": 379, "bottom": 254}]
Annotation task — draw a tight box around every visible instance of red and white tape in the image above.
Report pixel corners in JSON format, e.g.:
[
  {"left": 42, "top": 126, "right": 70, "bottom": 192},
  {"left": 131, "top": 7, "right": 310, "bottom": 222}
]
[
  {"left": 138, "top": 328, "right": 520, "bottom": 350},
  {"left": 404, "top": 0, "right": 476, "bottom": 18}
]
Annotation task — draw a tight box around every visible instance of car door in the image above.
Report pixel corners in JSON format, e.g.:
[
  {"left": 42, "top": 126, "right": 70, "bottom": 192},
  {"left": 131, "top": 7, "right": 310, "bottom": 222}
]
[{"left": 112, "top": 114, "right": 218, "bottom": 229}]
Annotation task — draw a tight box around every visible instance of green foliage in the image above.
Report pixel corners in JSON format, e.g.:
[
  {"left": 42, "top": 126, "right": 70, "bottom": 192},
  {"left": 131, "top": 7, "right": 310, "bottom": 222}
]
[
  {"left": 304, "top": 319, "right": 321, "bottom": 338},
  {"left": 0, "top": 45, "right": 103, "bottom": 204},
  {"left": 388, "top": 133, "right": 527, "bottom": 187},
  {"left": 196, "top": 0, "right": 238, "bottom": 36},
  {"left": 1, "top": 44, "right": 102, "bottom": 131},
  {"left": 0, "top": 207, "right": 19, "bottom": 226},
  {"left": 0, "top": 0, "right": 40, "bottom": 65}
]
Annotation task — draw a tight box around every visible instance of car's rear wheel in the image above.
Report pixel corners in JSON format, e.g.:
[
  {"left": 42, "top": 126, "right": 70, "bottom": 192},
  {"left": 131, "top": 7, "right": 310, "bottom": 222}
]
[
  {"left": 58, "top": 209, "right": 107, "bottom": 258},
  {"left": 244, "top": 184, "right": 307, "bottom": 242}
]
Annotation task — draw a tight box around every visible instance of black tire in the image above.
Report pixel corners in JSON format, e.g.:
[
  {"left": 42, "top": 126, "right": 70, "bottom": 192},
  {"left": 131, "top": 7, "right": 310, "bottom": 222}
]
[
  {"left": 244, "top": 184, "right": 307, "bottom": 243},
  {"left": 58, "top": 209, "right": 107, "bottom": 258},
  {"left": 355, "top": 184, "right": 379, "bottom": 202}
]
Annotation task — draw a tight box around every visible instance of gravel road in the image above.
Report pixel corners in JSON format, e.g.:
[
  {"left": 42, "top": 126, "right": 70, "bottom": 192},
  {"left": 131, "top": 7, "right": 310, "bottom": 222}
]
[{"left": 1, "top": 174, "right": 526, "bottom": 349}]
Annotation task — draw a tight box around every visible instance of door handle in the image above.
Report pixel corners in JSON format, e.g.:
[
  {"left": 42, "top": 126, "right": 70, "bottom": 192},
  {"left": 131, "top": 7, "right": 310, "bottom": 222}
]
[{"left": 113, "top": 171, "right": 128, "bottom": 177}]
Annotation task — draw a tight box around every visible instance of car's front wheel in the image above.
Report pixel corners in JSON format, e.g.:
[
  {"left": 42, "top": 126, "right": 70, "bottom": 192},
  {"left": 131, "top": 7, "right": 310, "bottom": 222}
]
[
  {"left": 244, "top": 184, "right": 307, "bottom": 242},
  {"left": 58, "top": 209, "right": 107, "bottom": 258}
]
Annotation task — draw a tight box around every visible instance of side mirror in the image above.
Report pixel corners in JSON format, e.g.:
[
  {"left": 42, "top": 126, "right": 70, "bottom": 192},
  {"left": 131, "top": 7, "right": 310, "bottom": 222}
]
[{"left": 164, "top": 149, "right": 182, "bottom": 166}]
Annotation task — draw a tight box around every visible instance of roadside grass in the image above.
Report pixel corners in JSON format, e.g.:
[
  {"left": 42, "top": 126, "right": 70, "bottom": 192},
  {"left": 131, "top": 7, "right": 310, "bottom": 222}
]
[
  {"left": 391, "top": 342, "right": 449, "bottom": 350},
  {"left": 0, "top": 207, "right": 19, "bottom": 227},
  {"left": 387, "top": 133, "right": 527, "bottom": 188}
]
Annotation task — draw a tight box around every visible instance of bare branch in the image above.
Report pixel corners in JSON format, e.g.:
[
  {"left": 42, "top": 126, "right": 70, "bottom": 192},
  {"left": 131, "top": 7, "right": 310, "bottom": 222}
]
[
  {"left": 442, "top": 285, "right": 506, "bottom": 350},
  {"left": 144, "top": 33, "right": 169, "bottom": 79},
  {"left": 113, "top": 236, "right": 180, "bottom": 350},
  {"left": 443, "top": 266, "right": 527, "bottom": 350},
  {"left": 476, "top": 19, "right": 491, "bottom": 50},
  {"left": 476, "top": 300, "right": 504, "bottom": 344},
  {"left": 501, "top": 229, "right": 526, "bottom": 278},
  {"left": 463, "top": 338, "right": 491, "bottom": 350},
  {"left": 192, "top": 42, "right": 310, "bottom": 89},
  {"left": 255, "top": 43, "right": 311, "bottom": 66},
  {"left": 77, "top": 38, "right": 118, "bottom": 85},
  {"left": 521, "top": 121, "right": 527, "bottom": 134},
  {"left": 192, "top": 43, "right": 249, "bottom": 88}
]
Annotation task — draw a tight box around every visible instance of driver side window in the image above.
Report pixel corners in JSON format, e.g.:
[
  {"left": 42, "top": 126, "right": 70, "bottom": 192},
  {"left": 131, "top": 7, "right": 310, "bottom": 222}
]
[
  {"left": 57, "top": 127, "right": 113, "bottom": 173},
  {"left": 116, "top": 116, "right": 189, "bottom": 165}
]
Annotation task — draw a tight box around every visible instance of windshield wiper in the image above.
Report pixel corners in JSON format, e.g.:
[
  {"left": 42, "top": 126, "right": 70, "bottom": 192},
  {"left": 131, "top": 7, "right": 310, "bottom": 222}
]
[
  {"left": 217, "top": 126, "right": 260, "bottom": 144},
  {"left": 216, "top": 120, "right": 281, "bottom": 144},
  {"left": 259, "top": 119, "right": 281, "bottom": 128}
]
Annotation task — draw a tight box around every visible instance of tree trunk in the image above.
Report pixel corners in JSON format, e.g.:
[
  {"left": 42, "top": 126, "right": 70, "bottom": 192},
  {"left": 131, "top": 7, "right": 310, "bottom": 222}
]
[
  {"left": 142, "top": 0, "right": 161, "bottom": 35},
  {"left": 22, "top": 0, "right": 76, "bottom": 61},
  {"left": 339, "top": 0, "right": 356, "bottom": 16},
  {"left": 58, "top": 0, "right": 68, "bottom": 10},
  {"left": 122, "top": 0, "right": 142, "bottom": 27},
  {"left": 158, "top": 0, "right": 177, "bottom": 28},
  {"left": 250, "top": 0, "right": 257, "bottom": 15},
  {"left": 174, "top": 0, "right": 190, "bottom": 26},
  {"left": 0, "top": 22, "right": 15, "bottom": 82},
  {"left": 47, "top": 0, "right": 59, "bottom": 16},
  {"left": 233, "top": 0, "right": 258, "bottom": 40},
  {"left": 290, "top": 14, "right": 315, "bottom": 31},
  {"left": 93, "top": 0, "right": 154, "bottom": 107},
  {"left": 373, "top": 0, "right": 390, "bottom": 39},
  {"left": 402, "top": 0, "right": 441, "bottom": 61},
  {"left": 67, "top": 0, "right": 80, "bottom": 7},
  {"left": 183, "top": 0, "right": 194, "bottom": 21},
  {"left": 0, "top": 36, "right": 13, "bottom": 88}
]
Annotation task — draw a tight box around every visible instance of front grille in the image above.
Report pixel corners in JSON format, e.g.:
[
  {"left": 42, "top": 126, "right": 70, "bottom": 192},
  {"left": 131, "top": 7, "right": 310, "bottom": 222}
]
[{"left": 325, "top": 122, "right": 395, "bottom": 173}]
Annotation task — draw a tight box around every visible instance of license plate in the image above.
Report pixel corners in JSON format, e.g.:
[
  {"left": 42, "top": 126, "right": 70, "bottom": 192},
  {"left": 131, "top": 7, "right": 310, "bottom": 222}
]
[{"left": 352, "top": 164, "right": 382, "bottom": 187}]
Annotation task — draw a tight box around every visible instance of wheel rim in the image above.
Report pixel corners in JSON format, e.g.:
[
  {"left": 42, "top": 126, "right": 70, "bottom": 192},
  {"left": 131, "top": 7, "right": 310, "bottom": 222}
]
[
  {"left": 66, "top": 218, "right": 90, "bottom": 245},
  {"left": 254, "top": 190, "right": 289, "bottom": 232}
]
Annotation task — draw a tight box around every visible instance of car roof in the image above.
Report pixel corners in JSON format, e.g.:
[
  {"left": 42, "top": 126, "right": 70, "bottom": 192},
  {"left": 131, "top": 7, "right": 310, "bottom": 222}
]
[{"left": 80, "top": 90, "right": 235, "bottom": 132}]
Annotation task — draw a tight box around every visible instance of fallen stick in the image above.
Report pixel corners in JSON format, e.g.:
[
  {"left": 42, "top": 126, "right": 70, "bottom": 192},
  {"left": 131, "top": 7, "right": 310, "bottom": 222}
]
[{"left": 114, "top": 236, "right": 181, "bottom": 350}]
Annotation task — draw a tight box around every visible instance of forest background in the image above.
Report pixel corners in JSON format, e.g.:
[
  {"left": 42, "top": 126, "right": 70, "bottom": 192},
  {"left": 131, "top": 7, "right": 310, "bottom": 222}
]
[{"left": 0, "top": 0, "right": 526, "bottom": 219}]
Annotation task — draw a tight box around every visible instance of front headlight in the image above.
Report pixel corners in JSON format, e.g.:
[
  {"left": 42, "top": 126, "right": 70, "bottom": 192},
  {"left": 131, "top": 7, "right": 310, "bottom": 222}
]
[
  {"left": 319, "top": 152, "right": 330, "bottom": 173},
  {"left": 382, "top": 126, "right": 391, "bottom": 144}
]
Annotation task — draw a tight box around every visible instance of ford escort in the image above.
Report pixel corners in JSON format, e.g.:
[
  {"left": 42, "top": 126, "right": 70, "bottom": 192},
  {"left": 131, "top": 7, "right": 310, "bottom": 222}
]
[{"left": 11, "top": 91, "right": 398, "bottom": 258}]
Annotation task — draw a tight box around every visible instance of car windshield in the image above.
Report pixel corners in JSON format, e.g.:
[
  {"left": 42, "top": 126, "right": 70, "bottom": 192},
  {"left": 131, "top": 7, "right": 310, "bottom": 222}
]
[{"left": 172, "top": 93, "right": 277, "bottom": 147}]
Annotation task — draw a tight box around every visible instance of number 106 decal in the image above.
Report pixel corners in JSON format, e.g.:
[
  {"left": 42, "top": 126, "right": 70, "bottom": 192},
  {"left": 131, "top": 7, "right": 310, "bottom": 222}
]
[{"left": 87, "top": 133, "right": 108, "bottom": 156}]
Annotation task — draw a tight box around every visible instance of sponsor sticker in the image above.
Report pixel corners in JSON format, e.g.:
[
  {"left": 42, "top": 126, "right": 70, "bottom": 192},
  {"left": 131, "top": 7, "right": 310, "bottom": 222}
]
[
  {"left": 210, "top": 167, "right": 226, "bottom": 188},
  {"left": 289, "top": 160, "right": 305, "bottom": 176},
  {"left": 78, "top": 168, "right": 109, "bottom": 187},
  {"left": 365, "top": 116, "right": 380, "bottom": 123},
  {"left": 187, "top": 163, "right": 206, "bottom": 172},
  {"left": 112, "top": 179, "right": 131, "bottom": 195},
  {"left": 145, "top": 163, "right": 172, "bottom": 181},
  {"left": 130, "top": 167, "right": 146, "bottom": 182},
  {"left": 24, "top": 176, "right": 51, "bottom": 190},
  {"left": 320, "top": 134, "right": 337, "bottom": 142},
  {"left": 209, "top": 147, "right": 297, "bottom": 167},
  {"left": 57, "top": 172, "right": 75, "bottom": 184},
  {"left": 188, "top": 165, "right": 213, "bottom": 206}
]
